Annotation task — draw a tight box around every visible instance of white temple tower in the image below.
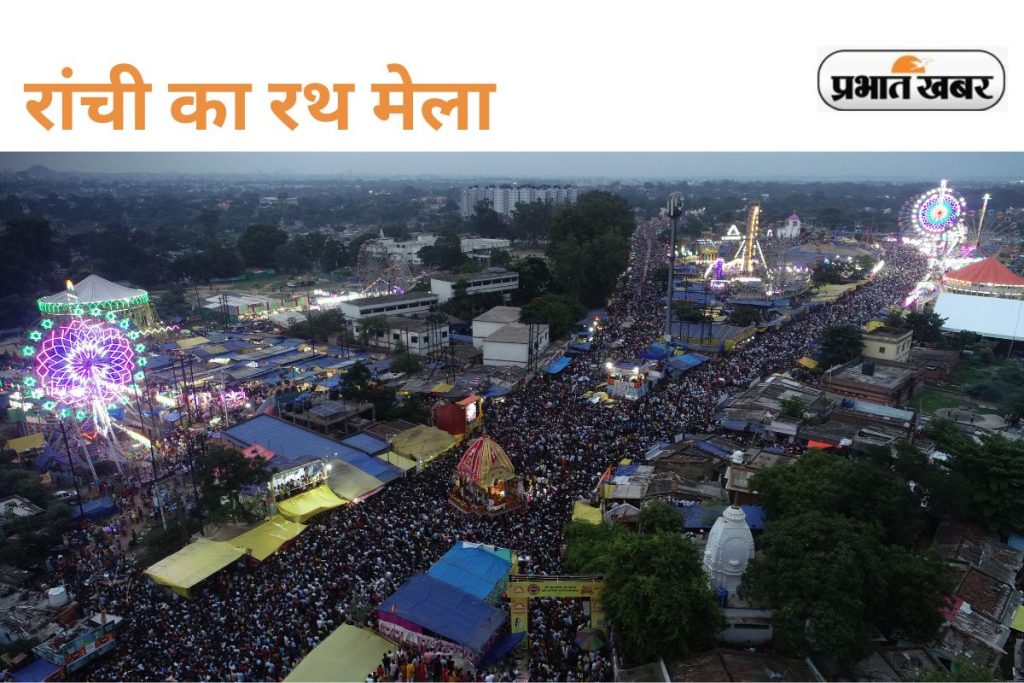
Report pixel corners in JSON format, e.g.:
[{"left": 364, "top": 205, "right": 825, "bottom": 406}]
[{"left": 702, "top": 505, "right": 756, "bottom": 595}]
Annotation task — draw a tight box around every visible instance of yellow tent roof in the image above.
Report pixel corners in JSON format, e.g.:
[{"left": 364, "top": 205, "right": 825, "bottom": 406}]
[
  {"left": 862, "top": 320, "right": 884, "bottom": 332},
  {"left": 1012, "top": 605, "right": 1024, "bottom": 633},
  {"left": 286, "top": 625, "right": 395, "bottom": 682},
  {"left": 144, "top": 538, "right": 245, "bottom": 598},
  {"left": 227, "top": 515, "right": 306, "bottom": 562},
  {"left": 5, "top": 432, "right": 44, "bottom": 453},
  {"left": 572, "top": 501, "right": 602, "bottom": 525},
  {"left": 276, "top": 484, "right": 345, "bottom": 523},
  {"left": 327, "top": 461, "right": 385, "bottom": 502},
  {"left": 379, "top": 450, "right": 417, "bottom": 472},
  {"left": 797, "top": 356, "right": 819, "bottom": 369},
  {"left": 390, "top": 425, "right": 458, "bottom": 462},
  {"left": 431, "top": 382, "right": 455, "bottom": 394},
  {"left": 176, "top": 336, "right": 210, "bottom": 349}
]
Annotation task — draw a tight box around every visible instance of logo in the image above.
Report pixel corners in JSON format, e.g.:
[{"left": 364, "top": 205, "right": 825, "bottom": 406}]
[{"left": 819, "top": 50, "right": 1004, "bottom": 111}]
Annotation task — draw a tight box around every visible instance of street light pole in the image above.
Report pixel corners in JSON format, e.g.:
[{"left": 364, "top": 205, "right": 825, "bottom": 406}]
[{"left": 666, "top": 194, "right": 683, "bottom": 359}]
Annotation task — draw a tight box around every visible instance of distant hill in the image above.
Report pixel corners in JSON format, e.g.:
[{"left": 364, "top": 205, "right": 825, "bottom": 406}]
[{"left": 18, "top": 165, "right": 59, "bottom": 178}]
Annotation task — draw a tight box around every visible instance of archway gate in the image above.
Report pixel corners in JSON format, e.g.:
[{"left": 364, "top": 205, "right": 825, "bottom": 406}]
[{"left": 506, "top": 575, "right": 605, "bottom": 634}]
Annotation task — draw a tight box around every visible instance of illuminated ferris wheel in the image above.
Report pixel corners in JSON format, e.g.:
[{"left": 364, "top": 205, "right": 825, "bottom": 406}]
[{"left": 899, "top": 180, "right": 968, "bottom": 259}]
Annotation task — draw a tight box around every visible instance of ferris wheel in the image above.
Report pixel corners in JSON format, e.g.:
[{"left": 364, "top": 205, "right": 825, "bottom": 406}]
[
  {"left": 19, "top": 290, "right": 152, "bottom": 483},
  {"left": 355, "top": 239, "right": 413, "bottom": 298},
  {"left": 899, "top": 180, "right": 968, "bottom": 259}
]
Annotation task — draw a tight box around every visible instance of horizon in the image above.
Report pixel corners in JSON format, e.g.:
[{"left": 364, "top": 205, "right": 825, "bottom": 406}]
[{"left": 1, "top": 152, "right": 1023, "bottom": 183}]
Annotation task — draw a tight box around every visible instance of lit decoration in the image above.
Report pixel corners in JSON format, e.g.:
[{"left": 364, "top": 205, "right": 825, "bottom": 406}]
[
  {"left": 900, "top": 180, "right": 968, "bottom": 260},
  {"left": 35, "top": 318, "right": 136, "bottom": 405}
]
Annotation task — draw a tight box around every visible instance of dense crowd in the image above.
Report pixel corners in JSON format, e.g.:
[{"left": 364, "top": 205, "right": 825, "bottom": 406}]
[{"left": 59, "top": 222, "right": 927, "bottom": 682}]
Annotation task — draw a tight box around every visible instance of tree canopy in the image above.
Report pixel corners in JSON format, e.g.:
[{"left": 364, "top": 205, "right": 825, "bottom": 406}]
[
  {"left": 547, "top": 191, "right": 635, "bottom": 309},
  {"left": 563, "top": 520, "right": 724, "bottom": 663},
  {"left": 743, "top": 450, "right": 952, "bottom": 670},
  {"left": 520, "top": 294, "right": 585, "bottom": 340},
  {"left": 819, "top": 324, "right": 864, "bottom": 370},
  {"left": 237, "top": 224, "right": 288, "bottom": 268}
]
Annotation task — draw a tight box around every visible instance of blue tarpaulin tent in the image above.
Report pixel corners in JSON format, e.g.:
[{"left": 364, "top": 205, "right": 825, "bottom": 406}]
[
  {"left": 340, "top": 433, "right": 388, "bottom": 456},
  {"left": 667, "top": 353, "right": 709, "bottom": 374},
  {"left": 426, "top": 543, "right": 512, "bottom": 602},
  {"left": 377, "top": 574, "right": 507, "bottom": 654},
  {"left": 478, "top": 632, "right": 526, "bottom": 668},
  {"left": 10, "top": 658, "right": 62, "bottom": 682},
  {"left": 545, "top": 356, "right": 571, "bottom": 374},
  {"left": 676, "top": 504, "right": 765, "bottom": 531},
  {"left": 70, "top": 495, "right": 118, "bottom": 521},
  {"left": 481, "top": 386, "right": 509, "bottom": 398}
]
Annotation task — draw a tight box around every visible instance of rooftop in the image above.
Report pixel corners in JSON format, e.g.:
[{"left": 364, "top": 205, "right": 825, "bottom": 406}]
[
  {"left": 347, "top": 291, "right": 439, "bottom": 307},
  {"left": 668, "top": 649, "right": 820, "bottom": 682},
  {"left": 864, "top": 325, "right": 911, "bottom": 339},
  {"left": 484, "top": 323, "right": 548, "bottom": 344},
  {"left": 827, "top": 361, "right": 917, "bottom": 391},
  {"left": 431, "top": 269, "right": 518, "bottom": 284},
  {"left": 383, "top": 315, "right": 437, "bottom": 333},
  {"left": 956, "top": 567, "right": 1016, "bottom": 623},
  {"left": 473, "top": 306, "right": 521, "bottom": 324}
]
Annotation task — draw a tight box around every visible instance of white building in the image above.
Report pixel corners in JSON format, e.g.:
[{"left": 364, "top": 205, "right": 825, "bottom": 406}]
[
  {"left": 460, "top": 186, "right": 578, "bottom": 218},
  {"left": 461, "top": 237, "right": 512, "bottom": 260},
  {"left": 430, "top": 270, "right": 519, "bottom": 304},
  {"left": 364, "top": 234, "right": 439, "bottom": 265},
  {"left": 365, "top": 234, "right": 510, "bottom": 265},
  {"left": 703, "top": 505, "right": 756, "bottom": 596},
  {"left": 361, "top": 316, "right": 449, "bottom": 354},
  {"left": 482, "top": 323, "right": 550, "bottom": 368},
  {"left": 472, "top": 306, "right": 521, "bottom": 348},
  {"left": 338, "top": 292, "right": 439, "bottom": 322},
  {"left": 775, "top": 212, "right": 802, "bottom": 240}
]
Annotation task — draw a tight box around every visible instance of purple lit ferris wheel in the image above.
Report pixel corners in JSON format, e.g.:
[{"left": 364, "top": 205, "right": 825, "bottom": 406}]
[
  {"left": 900, "top": 180, "right": 968, "bottom": 259},
  {"left": 35, "top": 318, "right": 136, "bottom": 407}
]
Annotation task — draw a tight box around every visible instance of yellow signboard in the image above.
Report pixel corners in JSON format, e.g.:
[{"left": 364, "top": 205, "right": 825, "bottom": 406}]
[{"left": 506, "top": 577, "right": 605, "bottom": 633}]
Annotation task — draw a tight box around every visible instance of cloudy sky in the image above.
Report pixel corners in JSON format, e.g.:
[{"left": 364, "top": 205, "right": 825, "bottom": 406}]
[{"left": 0, "top": 152, "right": 1021, "bottom": 182}]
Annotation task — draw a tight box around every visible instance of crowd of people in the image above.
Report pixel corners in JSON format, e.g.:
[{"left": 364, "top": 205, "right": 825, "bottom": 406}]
[{"left": 57, "top": 221, "right": 928, "bottom": 682}]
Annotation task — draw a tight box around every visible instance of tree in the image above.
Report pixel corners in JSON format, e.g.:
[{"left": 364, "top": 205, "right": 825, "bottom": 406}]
[
  {"left": 157, "top": 284, "right": 193, "bottom": 318},
  {"left": 927, "top": 419, "right": 1024, "bottom": 532},
  {"left": 194, "top": 447, "right": 273, "bottom": 523},
  {"left": 905, "top": 310, "right": 946, "bottom": 345},
  {"left": 741, "top": 511, "right": 950, "bottom": 671},
  {"left": 520, "top": 294, "right": 586, "bottom": 340},
  {"left": 779, "top": 396, "right": 806, "bottom": 419},
  {"left": 237, "top": 224, "right": 288, "bottom": 268},
  {"left": 751, "top": 449, "right": 923, "bottom": 547},
  {"left": 726, "top": 305, "right": 763, "bottom": 327},
  {"left": 418, "top": 232, "right": 466, "bottom": 270},
  {"left": 819, "top": 324, "right": 864, "bottom": 370},
  {"left": 468, "top": 199, "right": 505, "bottom": 238},
  {"left": 564, "top": 521, "right": 724, "bottom": 662},
  {"left": 547, "top": 191, "right": 634, "bottom": 309},
  {"left": 883, "top": 309, "right": 906, "bottom": 329},
  {"left": 637, "top": 499, "right": 683, "bottom": 535},
  {"left": 673, "top": 301, "right": 705, "bottom": 323},
  {"left": 510, "top": 199, "right": 554, "bottom": 245},
  {"left": 390, "top": 339, "right": 422, "bottom": 375},
  {"left": 387, "top": 395, "right": 431, "bottom": 424},
  {"left": 489, "top": 248, "right": 511, "bottom": 268},
  {"left": 357, "top": 315, "right": 389, "bottom": 347},
  {"left": 511, "top": 257, "right": 555, "bottom": 304}
]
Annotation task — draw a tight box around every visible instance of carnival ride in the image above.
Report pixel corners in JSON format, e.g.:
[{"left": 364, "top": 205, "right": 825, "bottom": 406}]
[
  {"left": 964, "top": 193, "right": 1019, "bottom": 256},
  {"left": 899, "top": 180, "right": 969, "bottom": 261},
  {"left": 20, "top": 282, "right": 155, "bottom": 482},
  {"left": 37, "top": 274, "right": 171, "bottom": 335},
  {"left": 355, "top": 240, "right": 414, "bottom": 298}
]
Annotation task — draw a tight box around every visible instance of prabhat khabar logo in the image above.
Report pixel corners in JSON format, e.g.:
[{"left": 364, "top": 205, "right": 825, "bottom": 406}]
[{"left": 818, "top": 50, "right": 1004, "bottom": 111}]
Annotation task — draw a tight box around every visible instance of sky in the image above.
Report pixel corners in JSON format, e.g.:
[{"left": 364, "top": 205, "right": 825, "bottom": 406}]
[{"left": 0, "top": 152, "right": 1022, "bottom": 182}]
